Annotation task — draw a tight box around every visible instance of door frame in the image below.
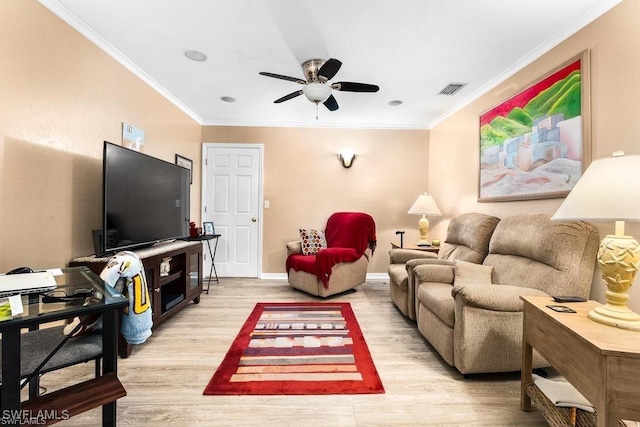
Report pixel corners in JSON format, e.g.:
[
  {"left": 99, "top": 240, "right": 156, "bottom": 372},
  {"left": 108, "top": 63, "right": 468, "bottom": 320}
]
[{"left": 201, "top": 143, "right": 264, "bottom": 278}]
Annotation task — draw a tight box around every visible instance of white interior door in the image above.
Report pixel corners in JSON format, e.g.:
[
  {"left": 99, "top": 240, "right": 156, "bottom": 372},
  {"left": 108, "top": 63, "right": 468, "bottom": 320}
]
[{"left": 203, "top": 144, "right": 262, "bottom": 277}]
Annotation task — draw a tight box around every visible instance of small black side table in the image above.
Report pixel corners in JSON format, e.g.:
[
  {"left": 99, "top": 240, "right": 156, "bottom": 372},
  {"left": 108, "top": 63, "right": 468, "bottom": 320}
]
[{"left": 187, "top": 234, "right": 221, "bottom": 293}]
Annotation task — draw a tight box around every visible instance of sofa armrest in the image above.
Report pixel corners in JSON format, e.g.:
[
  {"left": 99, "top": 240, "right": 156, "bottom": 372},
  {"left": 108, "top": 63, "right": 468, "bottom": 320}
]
[
  {"left": 389, "top": 249, "right": 437, "bottom": 264},
  {"left": 452, "top": 284, "right": 550, "bottom": 312},
  {"left": 406, "top": 258, "right": 451, "bottom": 272},
  {"left": 413, "top": 262, "right": 455, "bottom": 285},
  {"left": 286, "top": 241, "right": 302, "bottom": 256}
]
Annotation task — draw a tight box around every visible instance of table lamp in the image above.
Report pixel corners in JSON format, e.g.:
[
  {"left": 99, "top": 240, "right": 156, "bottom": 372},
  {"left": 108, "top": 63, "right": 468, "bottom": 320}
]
[
  {"left": 552, "top": 151, "right": 640, "bottom": 331},
  {"left": 407, "top": 193, "right": 442, "bottom": 246}
]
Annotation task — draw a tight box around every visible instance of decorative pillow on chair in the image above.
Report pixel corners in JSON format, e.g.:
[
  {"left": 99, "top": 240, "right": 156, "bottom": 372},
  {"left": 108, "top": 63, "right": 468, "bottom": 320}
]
[
  {"left": 454, "top": 260, "right": 493, "bottom": 285},
  {"left": 299, "top": 229, "right": 327, "bottom": 255}
]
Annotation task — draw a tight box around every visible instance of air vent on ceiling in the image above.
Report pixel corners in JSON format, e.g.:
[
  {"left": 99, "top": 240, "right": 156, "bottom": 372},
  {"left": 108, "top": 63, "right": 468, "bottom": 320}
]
[{"left": 439, "top": 83, "right": 467, "bottom": 95}]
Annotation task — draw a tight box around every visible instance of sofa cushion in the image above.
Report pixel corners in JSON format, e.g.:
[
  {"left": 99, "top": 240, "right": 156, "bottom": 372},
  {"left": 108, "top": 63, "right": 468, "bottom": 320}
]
[
  {"left": 417, "top": 282, "right": 456, "bottom": 327},
  {"left": 299, "top": 229, "right": 327, "bottom": 255},
  {"left": 452, "top": 284, "right": 549, "bottom": 311},
  {"left": 454, "top": 260, "right": 493, "bottom": 285},
  {"left": 485, "top": 214, "right": 599, "bottom": 297},
  {"left": 438, "top": 213, "right": 500, "bottom": 263}
]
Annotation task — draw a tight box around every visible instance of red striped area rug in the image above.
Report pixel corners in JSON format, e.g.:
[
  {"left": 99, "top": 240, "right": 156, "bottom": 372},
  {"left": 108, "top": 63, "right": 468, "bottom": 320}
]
[{"left": 203, "top": 302, "right": 384, "bottom": 395}]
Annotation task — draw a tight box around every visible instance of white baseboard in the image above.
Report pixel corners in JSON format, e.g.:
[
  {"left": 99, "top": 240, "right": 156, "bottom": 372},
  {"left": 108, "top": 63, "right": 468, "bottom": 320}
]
[
  {"left": 366, "top": 273, "right": 389, "bottom": 281},
  {"left": 259, "top": 272, "right": 389, "bottom": 281},
  {"left": 260, "top": 273, "right": 287, "bottom": 280}
]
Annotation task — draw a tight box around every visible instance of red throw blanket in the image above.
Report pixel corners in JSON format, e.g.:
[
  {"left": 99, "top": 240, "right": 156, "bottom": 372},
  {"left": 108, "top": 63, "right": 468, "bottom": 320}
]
[{"left": 286, "top": 212, "right": 376, "bottom": 288}]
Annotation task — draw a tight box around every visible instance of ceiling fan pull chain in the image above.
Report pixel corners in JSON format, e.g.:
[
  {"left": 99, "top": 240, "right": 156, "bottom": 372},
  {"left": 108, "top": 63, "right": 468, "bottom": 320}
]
[{"left": 315, "top": 101, "right": 319, "bottom": 120}]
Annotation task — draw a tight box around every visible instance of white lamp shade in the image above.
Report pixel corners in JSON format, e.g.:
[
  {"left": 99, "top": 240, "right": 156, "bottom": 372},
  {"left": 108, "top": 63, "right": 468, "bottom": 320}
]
[
  {"left": 407, "top": 193, "right": 442, "bottom": 216},
  {"left": 552, "top": 153, "right": 640, "bottom": 222},
  {"left": 302, "top": 83, "right": 332, "bottom": 103}
]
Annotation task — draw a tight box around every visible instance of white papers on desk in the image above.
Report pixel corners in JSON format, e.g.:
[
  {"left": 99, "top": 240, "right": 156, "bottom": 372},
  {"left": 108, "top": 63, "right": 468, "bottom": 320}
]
[
  {"left": 8, "top": 295, "right": 23, "bottom": 315},
  {"left": 0, "top": 295, "right": 22, "bottom": 321}
]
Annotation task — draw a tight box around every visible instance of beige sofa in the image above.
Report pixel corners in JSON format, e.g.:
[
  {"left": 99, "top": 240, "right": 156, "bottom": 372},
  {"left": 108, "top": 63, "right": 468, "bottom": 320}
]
[
  {"left": 388, "top": 213, "right": 500, "bottom": 320},
  {"left": 413, "top": 213, "right": 599, "bottom": 375}
]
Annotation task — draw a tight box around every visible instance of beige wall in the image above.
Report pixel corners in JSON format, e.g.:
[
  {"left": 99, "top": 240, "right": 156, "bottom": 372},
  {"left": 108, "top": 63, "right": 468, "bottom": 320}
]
[
  {"left": 428, "top": 0, "right": 640, "bottom": 311},
  {"left": 202, "top": 126, "right": 429, "bottom": 274},
  {"left": 4, "top": 0, "right": 636, "bottom": 302},
  {"left": 0, "top": 0, "right": 202, "bottom": 271}
]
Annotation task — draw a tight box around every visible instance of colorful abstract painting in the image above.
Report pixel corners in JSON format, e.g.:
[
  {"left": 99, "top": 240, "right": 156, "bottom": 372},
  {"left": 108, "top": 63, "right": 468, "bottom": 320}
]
[{"left": 478, "top": 51, "right": 591, "bottom": 202}]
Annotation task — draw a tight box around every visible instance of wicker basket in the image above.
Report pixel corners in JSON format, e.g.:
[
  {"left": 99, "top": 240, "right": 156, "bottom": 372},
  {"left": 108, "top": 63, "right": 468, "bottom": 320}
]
[{"left": 525, "top": 382, "right": 626, "bottom": 427}]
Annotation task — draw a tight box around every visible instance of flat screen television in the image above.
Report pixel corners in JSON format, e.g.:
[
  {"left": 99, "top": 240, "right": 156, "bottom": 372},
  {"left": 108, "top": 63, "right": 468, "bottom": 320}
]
[{"left": 101, "top": 141, "right": 190, "bottom": 254}]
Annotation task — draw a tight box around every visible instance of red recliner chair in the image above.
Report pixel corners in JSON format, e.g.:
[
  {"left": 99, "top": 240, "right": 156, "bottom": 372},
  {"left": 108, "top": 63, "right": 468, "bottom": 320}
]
[{"left": 285, "top": 212, "right": 376, "bottom": 297}]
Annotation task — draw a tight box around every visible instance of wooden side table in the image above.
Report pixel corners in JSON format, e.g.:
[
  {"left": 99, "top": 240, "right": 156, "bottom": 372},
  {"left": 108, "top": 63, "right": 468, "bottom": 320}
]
[
  {"left": 390, "top": 243, "right": 439, "bottom": 254},
  {"left": 520, "top": 296, "right": 640, "bottom": 426},
  {"left": 71, "top": 240, "right": 204, "bottom": 357}
]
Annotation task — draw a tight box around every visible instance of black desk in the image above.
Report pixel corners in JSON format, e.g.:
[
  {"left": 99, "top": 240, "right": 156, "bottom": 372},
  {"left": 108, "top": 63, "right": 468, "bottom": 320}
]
[
  {"left": 187, "top": 234, "right": 221, "bottom": 293},
  {"left": 0, "top": 267, "right": 128, "bottom": 426}
]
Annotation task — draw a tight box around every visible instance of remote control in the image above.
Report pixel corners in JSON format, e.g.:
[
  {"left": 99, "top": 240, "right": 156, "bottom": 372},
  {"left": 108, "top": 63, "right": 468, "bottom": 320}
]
[{"left": 552, "top": 296, "right": 587, "bottom": 303}]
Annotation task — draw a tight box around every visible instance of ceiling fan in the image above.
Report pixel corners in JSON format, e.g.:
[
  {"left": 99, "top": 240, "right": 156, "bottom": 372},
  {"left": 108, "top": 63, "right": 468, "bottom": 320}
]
[{"left": 259, "top": 58, "right": 379, "bottom": 116}]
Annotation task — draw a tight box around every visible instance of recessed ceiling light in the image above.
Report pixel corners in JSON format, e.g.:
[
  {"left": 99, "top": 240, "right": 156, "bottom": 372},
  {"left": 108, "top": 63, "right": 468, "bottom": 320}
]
[
  {"left": 388, "top": 100, "right": 403, "bottom": 106},
  {"left": 220, "top": 96, "right": 236, "bottom": 103},
  {"left": 184, "top": 50, "right": 207, "bottom": 62}
]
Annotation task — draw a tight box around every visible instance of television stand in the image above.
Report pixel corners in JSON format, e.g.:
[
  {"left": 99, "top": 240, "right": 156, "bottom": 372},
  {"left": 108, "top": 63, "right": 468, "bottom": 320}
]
[{"left": 70, "top": 240, "right": 203, "bottom": 358}]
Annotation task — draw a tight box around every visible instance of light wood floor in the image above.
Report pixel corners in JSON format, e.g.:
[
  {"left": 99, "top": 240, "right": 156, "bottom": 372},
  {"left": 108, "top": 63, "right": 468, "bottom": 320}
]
[{"left": 43, "top": 278, "right": 548, "bottom": 426}]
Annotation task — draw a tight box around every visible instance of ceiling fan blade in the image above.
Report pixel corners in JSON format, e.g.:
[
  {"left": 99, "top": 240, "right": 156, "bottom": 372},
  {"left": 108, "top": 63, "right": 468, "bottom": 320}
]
[
  {"left": 323, "top": 94, "right": 339, "bottom": 111},
  {"left": 259, "top": 72, "right": 306, "bottom": 85},
  {"left": 333, "top": 81, "right": 380, "bottom": 92},
  {"left": 274, "top": 90, "right": 304, "bottom": 103},
  {"left": 318, "top": 58, "right": 342, "bottom": 81}
]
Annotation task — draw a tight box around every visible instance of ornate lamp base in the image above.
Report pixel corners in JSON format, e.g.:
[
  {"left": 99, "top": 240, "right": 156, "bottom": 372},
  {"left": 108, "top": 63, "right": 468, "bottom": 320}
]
[
  {"left": 589, "top": 304, "right": 640, "bottom": 331},
  {"left": 416, "top": 215, "right": 430, "bottom": 246},
  {"left": 590, "top": 234, "right": 640, "bottom": 331}
]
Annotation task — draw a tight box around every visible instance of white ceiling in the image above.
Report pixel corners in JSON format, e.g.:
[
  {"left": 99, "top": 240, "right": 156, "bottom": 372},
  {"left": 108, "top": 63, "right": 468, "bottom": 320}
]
[{"left": 41, "top": 0, "right": 621, "bottom": 129}]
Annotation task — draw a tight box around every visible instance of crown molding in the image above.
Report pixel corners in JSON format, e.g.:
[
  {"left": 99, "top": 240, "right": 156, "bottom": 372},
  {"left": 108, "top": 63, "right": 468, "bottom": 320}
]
[
  {"left": 428, "top": 0, "right": 622, "bottom": 129},
  {"left": 39, "top": 0, "right": 204, "bottom": 125}
]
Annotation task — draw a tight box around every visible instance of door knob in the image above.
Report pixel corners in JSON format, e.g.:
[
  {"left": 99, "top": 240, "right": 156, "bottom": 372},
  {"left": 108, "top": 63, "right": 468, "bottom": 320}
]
[{"left": 251, "top": 217, "right": 257, "bottom": 222}]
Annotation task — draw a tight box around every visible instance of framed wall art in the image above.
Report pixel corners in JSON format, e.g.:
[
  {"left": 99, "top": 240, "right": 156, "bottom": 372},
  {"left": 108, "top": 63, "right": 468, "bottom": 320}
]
[
  {"left": 122, "top": 122, "right": 145, "bottom": 151},
  {"left": 478, "top": 50, "right": 591, "bottom": 202},
  {"left": 203, "top": 222, "right": 215, "bottom": 236},
  {"left": 175, "top": 154, "right": 193, "bottom": 184}
]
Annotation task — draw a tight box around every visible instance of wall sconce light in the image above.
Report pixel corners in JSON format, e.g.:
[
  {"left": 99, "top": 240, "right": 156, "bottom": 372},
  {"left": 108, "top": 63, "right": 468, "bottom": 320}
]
[{"left": 337, "top": 150, "right": 356, "bottom": 168}]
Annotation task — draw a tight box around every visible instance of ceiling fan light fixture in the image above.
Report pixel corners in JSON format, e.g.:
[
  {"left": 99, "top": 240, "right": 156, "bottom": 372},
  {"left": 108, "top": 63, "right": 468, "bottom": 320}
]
[
  {"left": 302, "top": 83, "right": 332, "bottom": 103},
  {"left": 260, "top": 58, "right": 377, "bottom": 113}
]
